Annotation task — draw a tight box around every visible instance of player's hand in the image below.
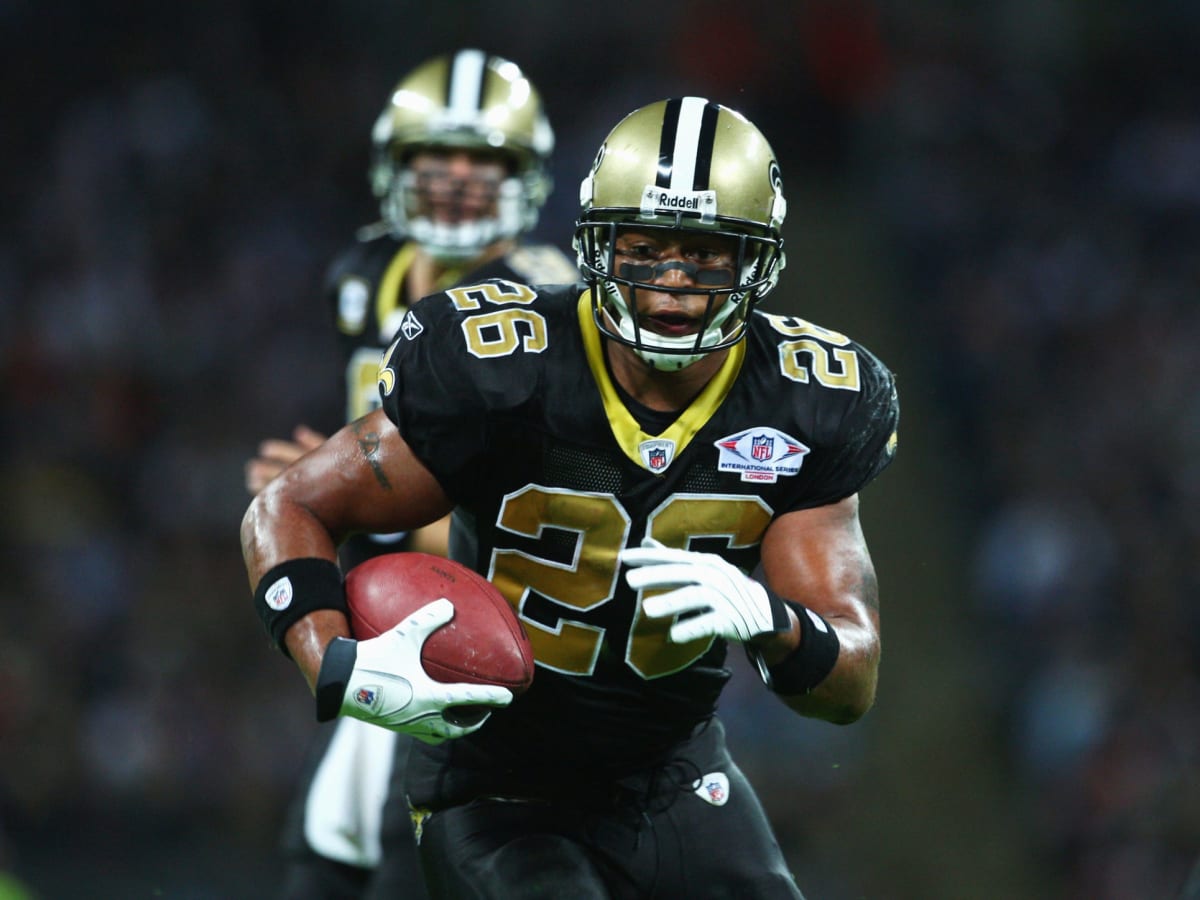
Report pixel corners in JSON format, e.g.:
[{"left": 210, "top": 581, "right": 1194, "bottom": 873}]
[
  {"left": 315, "top": 598, "right": 513, "bottom": 744},
  {"left": 244, "top": 425, "right": 327, "bottom": 495},
  {"left": 621, "top": 537, "right": 790, "bottom": 645}
]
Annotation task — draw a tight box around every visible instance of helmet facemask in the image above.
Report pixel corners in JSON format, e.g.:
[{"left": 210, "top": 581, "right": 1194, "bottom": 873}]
[
  {"left": 575, "top": 217, "right": 784, "bottom": 371},
  {"left": 573, "top": 97, "right": 787, "bottom": 370},
  {"left": 377, "top": 152, "right": 529, "bottom": 263}
]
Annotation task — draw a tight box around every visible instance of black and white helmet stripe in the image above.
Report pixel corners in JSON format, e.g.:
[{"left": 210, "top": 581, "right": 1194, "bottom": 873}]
[
  {"left": 654, "top": 97, "right": 720, "bottom": 193},
  {"left": 445, "top": 49, "right": 487, "bottom": 114}
]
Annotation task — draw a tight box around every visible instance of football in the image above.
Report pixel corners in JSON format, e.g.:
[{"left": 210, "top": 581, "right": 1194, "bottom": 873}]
[{"left": 343, "top": 552, "right": 534, "bottom": 725}]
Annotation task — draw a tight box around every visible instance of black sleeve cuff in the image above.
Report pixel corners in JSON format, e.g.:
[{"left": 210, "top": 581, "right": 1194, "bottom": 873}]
[{"left": 314, "top": 637, "right": 358, "bottom": 722}]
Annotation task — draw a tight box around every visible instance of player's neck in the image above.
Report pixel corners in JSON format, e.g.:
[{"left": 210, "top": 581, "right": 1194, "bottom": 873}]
[
  {"left": 605, "top": 341, "right": 727, "bottom": 412},
  {"left": 408, "top": 240, "right": 515, "bottom": 303}
]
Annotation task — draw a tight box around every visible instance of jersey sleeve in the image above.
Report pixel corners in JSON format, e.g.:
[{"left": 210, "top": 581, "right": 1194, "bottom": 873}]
[
  {"left": 377, "top": 284, "right": 544, "bottom": 497},
  {"left": 792, "top": 342, "right": 899, "bottom": 510},
  {"left": 501, "top": 243, "right": 580, "bottom": 285},
  {"left": 377, "top": 296, "right": 488, "bottom": 488}
]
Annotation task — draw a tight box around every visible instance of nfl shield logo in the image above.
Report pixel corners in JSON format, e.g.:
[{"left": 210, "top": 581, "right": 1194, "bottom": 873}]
[
  {"left": 693, "top": 771, "right": 731, "bottom": 806},
  {"left": 714, "top": 426, "right": 809, "bottom": 484},
  {"left": 702, "top": 779, "right": 727, "bottom": 804},
  {"left": 751, "top": 434, "right": 775, "bottom": 461},
  {"left": 638, "top": 438, "right": 676, "bottom": 473}
]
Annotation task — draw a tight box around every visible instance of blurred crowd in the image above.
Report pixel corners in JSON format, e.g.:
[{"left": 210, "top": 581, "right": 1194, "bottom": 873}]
[
  {"left": 2, "top": 1, "right": 1197, "bottom": 897},
  {"left": 862, "top": 7, "right": 1200, "bottom": 897}
]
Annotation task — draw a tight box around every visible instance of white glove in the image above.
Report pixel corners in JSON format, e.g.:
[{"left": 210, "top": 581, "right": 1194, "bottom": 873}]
[
  {"left": 620, "top": 537, "right": 789, "bottom": 644},
  {"left": 316, "top": 597, "right": 513, "bottom": 745}
]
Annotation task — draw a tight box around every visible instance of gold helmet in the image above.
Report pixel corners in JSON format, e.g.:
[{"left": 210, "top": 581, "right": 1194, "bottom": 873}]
[
  {"left": 369, "top": 50, "right": 554, "bottom": 260},
  {"left": 574, "top": 97, "right": 787, "bottom": 369}
]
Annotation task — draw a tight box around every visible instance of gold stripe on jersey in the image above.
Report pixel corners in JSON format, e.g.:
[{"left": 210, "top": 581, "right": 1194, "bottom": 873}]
[
  {"left": 376, "top": 243, "right": 472, "bottom": 337},
  {"left": 576, "top": 291, "right": 745, "bottom": 471},
  {"left": 376, "top": 242, "right": 418, "bottom": 336}
]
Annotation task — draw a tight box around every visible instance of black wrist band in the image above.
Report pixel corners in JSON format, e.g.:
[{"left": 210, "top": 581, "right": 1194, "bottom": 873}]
[
  {"left": 253, "top": 558, "right": 347, "bottom": 656},
  {"left": 751, "top": 599, "right": 841, "bottom": 695},
  {"left": 315, "top": 637, "right": 358, "bottom": 722},
  {"left": 763, "top": 584, "right": 792, "bottom": 633}
]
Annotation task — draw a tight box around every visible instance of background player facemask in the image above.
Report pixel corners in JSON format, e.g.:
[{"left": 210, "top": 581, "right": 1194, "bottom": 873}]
[
  {"left": 381, "top": 165, "right": 527, "bottom": 263},
  {"left": 574, "top": 96, "right": 787, "bottom": 371},
  {"left": 369, "top": 49, "right": 554, "bottom": 262}
]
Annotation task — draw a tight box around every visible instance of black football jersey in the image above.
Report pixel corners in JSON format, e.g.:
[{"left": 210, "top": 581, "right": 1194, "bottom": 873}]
[
  {"left": 379, "top": 280, "right": 898, "bottom": 782},
  {"left": 324, "top": 232, "right": 578, "bottom": 569},
  {"left": 326, "top": 232, "right": 580, "bottom": 422}
]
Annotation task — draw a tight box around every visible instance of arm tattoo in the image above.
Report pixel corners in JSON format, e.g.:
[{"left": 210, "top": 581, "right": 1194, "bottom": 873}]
[{"left": 352, "top": 420, "right": 392, "bottom": 490}]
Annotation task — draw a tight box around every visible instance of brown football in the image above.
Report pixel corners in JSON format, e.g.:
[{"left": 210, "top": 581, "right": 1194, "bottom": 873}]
[{"left": 344, "top": 552, "right": 534, "bottom": 725}]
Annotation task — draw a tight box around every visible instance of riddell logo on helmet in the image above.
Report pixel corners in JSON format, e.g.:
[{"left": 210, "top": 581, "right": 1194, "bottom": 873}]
[
  {"left": 640, "top": 186, "right": 717, "bottom": 220},
  {"left": 656, "top": 192, "right": 701, "bottom": 210}
]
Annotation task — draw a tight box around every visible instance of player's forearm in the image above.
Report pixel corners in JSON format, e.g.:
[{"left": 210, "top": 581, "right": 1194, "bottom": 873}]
[
  {"left": 240, "top": 486, "right": 341, "bottom": 585},
  {"left": 241, "top": 491, "right": 351, "bottom": 691},
  {"left": 756, "top": 496, "right": 882, "bottom": 723},
  {"left": 775, "top": 617, "right": 879, "bottom": 723},
  {"left": 285, "top": 610, "right": 352, "bottom": 692}
]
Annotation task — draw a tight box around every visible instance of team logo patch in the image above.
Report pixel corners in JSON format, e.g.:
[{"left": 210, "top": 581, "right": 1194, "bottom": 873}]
[
  {"left": 714, "top": 427, "right": 809, "bottom": 483},
  {"left": 264, "top": 576, "right": 293, "bottom": 611},
  {"left": 377, "top": 365, "right": 395, "bottom": 397},
  {"left": 638, "top": 438, "right": 676, "bottom": 473},
  {"left": 400, "top": 310, "right": 424, "bottom": 340},
  {"left": 353, "top": 685, "right": 381, "bottom": 713},
  {"left": 692, "top": 772, "right": 730, "bottom": 806}
]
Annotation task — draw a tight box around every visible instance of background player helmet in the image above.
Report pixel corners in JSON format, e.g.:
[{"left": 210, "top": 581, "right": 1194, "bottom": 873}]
[
  {"left": 574, "top": 97, "right": 787, "bottom": 370},
  {"left": 369, "top": 49, "right": 554, "bottom": 261}
]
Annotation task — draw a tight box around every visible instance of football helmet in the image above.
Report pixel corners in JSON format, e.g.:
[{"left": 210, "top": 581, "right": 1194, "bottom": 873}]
[
  {"left": 575, "top": 97, "right": 787, "bottom": 370},
  {"left": 369, "top": 50, "right": 554, "bottom": 261}
]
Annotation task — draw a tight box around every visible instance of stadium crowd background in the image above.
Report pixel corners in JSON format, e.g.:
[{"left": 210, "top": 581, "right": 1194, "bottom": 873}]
[{"left": 3, "top": 1, "right": 1198, "bottom": 897}]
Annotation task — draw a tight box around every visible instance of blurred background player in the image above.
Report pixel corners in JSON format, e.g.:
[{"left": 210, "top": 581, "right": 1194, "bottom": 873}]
[{"left": 243, "top": 49, "right": 578, "bottom": 900}]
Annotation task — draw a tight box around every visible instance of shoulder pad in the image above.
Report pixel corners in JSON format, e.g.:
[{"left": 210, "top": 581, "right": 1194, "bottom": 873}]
[{"left": 503, "top": 244, "right": 580, "bottom": 284}]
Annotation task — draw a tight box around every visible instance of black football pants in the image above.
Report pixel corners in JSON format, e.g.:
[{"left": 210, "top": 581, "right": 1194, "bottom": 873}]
[{"left": 415, "top": 718, "right": 803, "bottom": 899}]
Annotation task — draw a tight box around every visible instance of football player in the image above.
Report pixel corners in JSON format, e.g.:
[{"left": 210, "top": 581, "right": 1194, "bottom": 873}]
[
  {"left": 244, "top": 96, "right": 899, "bottom": 899},
  {"left": 243, "top": 50, "right": 577, "bottom": 900}
]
